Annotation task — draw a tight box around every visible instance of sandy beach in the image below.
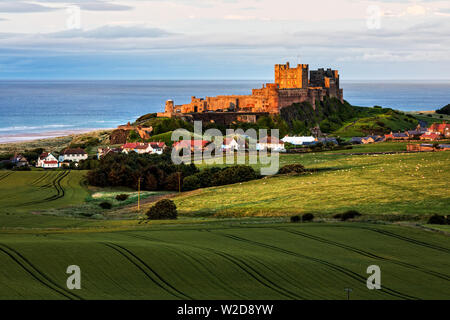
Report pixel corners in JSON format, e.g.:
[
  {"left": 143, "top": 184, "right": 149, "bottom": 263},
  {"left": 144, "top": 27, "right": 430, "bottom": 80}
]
[{"left": 0, "top": 128, "right": 110, "bottom": 144}]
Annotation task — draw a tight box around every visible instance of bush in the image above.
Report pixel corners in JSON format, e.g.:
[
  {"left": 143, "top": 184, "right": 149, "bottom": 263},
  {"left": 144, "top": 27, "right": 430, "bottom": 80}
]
[
  {"left": 146, "top": 199, "right": 177, "bottom": 220},
  {"left": 290, "top": 215, "right": 301, "bottom": 223},
  {"left": 115, "top": 194, "right": 129, "bottom": 201},
  {"left": 99, "top": 201, "right": 112, "bottom": 209},
  {"left": 278, "top": 164, "right": 306, "bottom": 174},
  {"left": 428, "top": 214, "right": 447, "bottom": 225},
  {"left": 183, "top": 175, "right": 200, "bottom": 191},
  {"left": 334, "top": 210, "right": 361, "bottom": 221},
  {"left": 340, "top": 210, "right": 362, "bottom": 221},
  {"left": 302, "top": 213, "right": 314, "bottom": 222}
]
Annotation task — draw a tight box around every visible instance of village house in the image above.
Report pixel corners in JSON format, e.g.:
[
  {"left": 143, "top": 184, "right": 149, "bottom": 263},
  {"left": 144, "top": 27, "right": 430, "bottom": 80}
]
[
  {"left": 148, "top": 142, "right": 166, "bottom": 155},
  {"left": 318, "top": 137, "right": 339, "bottom": 145},
  {"left": 221, "top": 137, "right": 246, "bottom": 151},
  {"left": 121, "top": 142, "right": 157, "bottom": 154},
  {"left": 256, "top": 136, "right": 285, "bottom": 151},
  {"left": 173, "top": 140, "right": 210, "bottom": 153},
  {"left": 428, "top": 122, "right": 450, "bottom": 138},
  {"left": 97, "top": 147, "right": 121, "bottom": 159},
  {"left": 420, "top": 132, "right": 441, "bottom": 141},
  {"left": 407, "top": 143, "right": 450, "bottom": 152},
  {"left": 58, "top": 148, "right": 88, "bottom": 163},
  {"left": 36, "top": 152, "right": 59, "bottom": 169},
  {"left": 10, "top": 154, "right": 29, "bottom": 167},
  {"left": 385, "top": 132, "right": 409, "bottom": 140}
]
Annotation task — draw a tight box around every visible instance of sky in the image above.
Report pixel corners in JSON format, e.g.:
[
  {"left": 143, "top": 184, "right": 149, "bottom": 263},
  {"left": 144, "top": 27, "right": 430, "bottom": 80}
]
[{"left": 0, "top": 0, "right": 449, "bottom": 80}]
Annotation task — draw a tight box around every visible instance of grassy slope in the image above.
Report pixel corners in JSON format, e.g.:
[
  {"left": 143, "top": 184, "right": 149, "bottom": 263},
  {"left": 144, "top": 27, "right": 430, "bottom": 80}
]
[
  {"left": 0, "top": 222, "right": 449, "bottom": 300},
  {"left": 0, "top": 171, "right": 89, "bottom": 214},
  {"left": 176, "top": 150, "right": 450, "bottom": 217}
]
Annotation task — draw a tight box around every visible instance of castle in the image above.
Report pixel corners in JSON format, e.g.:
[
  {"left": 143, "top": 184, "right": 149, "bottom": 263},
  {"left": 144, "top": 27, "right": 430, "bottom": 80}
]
[{"left": 158, "top": 62, "right": 343, "bottom": 118}]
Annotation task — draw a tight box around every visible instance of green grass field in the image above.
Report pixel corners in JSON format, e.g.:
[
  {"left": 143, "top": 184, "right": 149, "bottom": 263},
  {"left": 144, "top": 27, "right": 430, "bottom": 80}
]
[
  {"left": 178, "top": 150, "right": 450, "bottom": 218},
  {"left": 0, "top": 222, "right": 449, "bottom": 299},
  {"left": 0, "top": 170, "right": 89, "bottom": 214}
]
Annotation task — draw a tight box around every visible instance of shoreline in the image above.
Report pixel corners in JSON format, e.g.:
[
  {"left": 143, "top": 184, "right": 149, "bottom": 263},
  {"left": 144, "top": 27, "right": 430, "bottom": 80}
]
[{"left": 0, "top": 128, "right": 111, "bottom": 145}]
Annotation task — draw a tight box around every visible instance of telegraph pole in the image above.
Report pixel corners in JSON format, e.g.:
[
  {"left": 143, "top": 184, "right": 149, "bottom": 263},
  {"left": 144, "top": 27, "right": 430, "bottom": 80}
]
[{"left": 344, "top": 288, "right": 352, "bottom": 300}]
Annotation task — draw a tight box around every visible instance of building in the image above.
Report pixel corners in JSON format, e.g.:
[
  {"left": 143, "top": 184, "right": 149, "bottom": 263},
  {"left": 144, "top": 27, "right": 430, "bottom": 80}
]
[
  {"left": 149, "top": 142, "right": 166, "bottom": 155},
  {"left": 385, "top": 132, "right": 409, "bottom": 140},
  {"left": 37, "top": 152, "right": 59, "bottom": 168},
  {"left": 10, "top": 154, "right": 28, "bottom": 167},
  {"left": 173, "top": 140, "right": 210, "bottom": 153},
  {"left": 420, "top": 133, "right": 441, "bottom": 141},
  {"left": 256, "top": 136, "right": 285, "bottom": 151},
  {"left": 221, "top": 138, "right": 245, "bottom": 151},
  {"left": 407, "top": 143, "right": 450, "bottom": 152},
  {"left": 97, "top": 147, "right": 121, "bottom": 159},
  {"left": 121, "top": 142, "right": 164, "bottom": 154},
  {"left": 158, "top": 62, "right": 343, "bottom": 117},
  {"left": 318, "top": 137, "right": 339, "bottom": 145},
  {"left": 282, "top": 136, "right": 316, "bottom": 146},
  {"left": 58, "top": 148, "right": 88, "bottom": 163},
  {"left": 428, "top": 122, "right": 450, "bottom": 138}
]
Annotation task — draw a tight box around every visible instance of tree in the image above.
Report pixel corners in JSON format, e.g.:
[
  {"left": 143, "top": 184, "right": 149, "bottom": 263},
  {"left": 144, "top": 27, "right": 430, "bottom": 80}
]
[{"left": 146, "top": 199, "right": 177, "bottom": 220}]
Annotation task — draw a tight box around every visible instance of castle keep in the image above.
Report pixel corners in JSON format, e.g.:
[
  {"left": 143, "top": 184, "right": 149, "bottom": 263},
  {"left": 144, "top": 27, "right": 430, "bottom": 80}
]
[{"left": 158, "top": 62, "right": 343, "bottom": 118}]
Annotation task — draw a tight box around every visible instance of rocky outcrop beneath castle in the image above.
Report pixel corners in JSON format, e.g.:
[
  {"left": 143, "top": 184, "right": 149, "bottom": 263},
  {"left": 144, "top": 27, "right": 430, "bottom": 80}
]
[{"left": 158, "top": 62, "right": 343, "bottom": 119}]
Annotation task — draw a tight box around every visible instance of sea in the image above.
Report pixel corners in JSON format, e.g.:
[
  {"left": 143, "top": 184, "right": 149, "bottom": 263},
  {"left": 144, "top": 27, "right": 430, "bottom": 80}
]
[{"left": 0, "top": 80, "right": 449, "bottom": 143}]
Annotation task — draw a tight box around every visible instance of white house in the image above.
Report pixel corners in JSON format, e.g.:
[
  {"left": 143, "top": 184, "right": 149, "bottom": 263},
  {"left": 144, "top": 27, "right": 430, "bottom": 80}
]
[
  {"left": 58, "top": 148, "right": 88, "bottom": 163},
  {"left": 37, "top": 152, "right": 59, "bottom": 169},
  {"left": 281, "top": 136, "right": 316, "bottom": 145},
  {"left": 121, "top": 142, "right": 166, "bottom": 155},
  {"left": 256, "top": 136, "right": 285, "bottom": 151},
  {"left": 221, "top": 137, "right": 245, "bottom": 151}
]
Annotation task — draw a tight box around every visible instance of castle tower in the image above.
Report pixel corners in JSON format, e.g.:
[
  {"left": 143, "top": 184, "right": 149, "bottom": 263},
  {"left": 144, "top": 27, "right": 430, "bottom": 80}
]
[
  {"left": 274, "top": 62, "right": 309, "bottom": 89},
  {"left": 165, "top": 100, "right": 174, "bottom": 113}
]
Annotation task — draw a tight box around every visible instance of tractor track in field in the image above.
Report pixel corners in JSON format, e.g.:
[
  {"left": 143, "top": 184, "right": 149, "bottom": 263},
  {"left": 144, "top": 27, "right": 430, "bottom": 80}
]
[
  {"left": 103, "top": 242, "right": 191, "bottom": 300},
  {"left": 209, "top": 231, "right": 419, "bottom": 300},
  {"left": 277, "top": 227, "right": 450, "bottom": 282},
  {"left": 0, "top": 243, "right": 82, "bottom": 300},
  {"left": 122, "top": 232, "right": 305, "bottom": 299},
  {"left": 23, "top": 171, "right": 70, "bottom": 206},
  {"left": 360, "top": 226, "right": 450, "bottom": 254},
  {"left": 30, "top": 171, "right": 51, "bottom": 186},
  {"left": 0, "top": 172, "right": 13, "bottom": 182}
]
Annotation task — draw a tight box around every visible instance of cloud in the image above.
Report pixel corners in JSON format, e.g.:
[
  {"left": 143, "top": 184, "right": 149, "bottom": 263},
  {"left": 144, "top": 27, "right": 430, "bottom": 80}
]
[
  {"left": 0, "top": 2, "right": 57, "bottom": 13},
  {"left": 0, "top": 1, "right": 133, "bottom": 13},
  {"left": 48, "top": 25, "right": 175, "bottom": 39}
]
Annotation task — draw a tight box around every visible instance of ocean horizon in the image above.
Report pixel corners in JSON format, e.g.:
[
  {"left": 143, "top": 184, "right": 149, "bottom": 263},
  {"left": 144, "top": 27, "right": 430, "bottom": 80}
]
[{"left": 1, "top": 80, "right": 449, "bottom": 144}]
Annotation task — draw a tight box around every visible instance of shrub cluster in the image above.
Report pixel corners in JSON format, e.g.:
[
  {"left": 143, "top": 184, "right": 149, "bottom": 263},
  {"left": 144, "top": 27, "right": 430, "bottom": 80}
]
[
  {"left": 290, "top": 213, "right": 314, "bottom": 223},
  {"left": 99, "top": 201, "right": 112, "bottom": 209},
  {"left": 146, "top": 199, "right": 177, "bottom": 220},
  {"left": 428, "top": 214, "right": 450, "bottom": 225},
  {"left": 87, "top": 152, "right": 198, "bottom": 191},
  {"left": 183, "top": 165, "right": 258, "bottom": 191},
  {"left": 278, "top": 164, "right": 306, "bottom": 174},
  {"left": 333, "top": 210, "right": 362, "bottom": 221},
  {"left": 115, "top": 194, "right": 129, "bottom": 201}
]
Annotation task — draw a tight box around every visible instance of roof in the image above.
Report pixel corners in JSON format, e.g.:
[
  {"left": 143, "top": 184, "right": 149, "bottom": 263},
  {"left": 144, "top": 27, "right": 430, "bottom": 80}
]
[
  {"left": 121, "top": 143, "right": 149, "bottom": 150},
  {"left": 173, "top": 140, "right": 210, "bottom": 148},
  {"left": 39, "top": 152, "right": 49, "bottom": 160},
  {"left": 392, "top": 133, "right": 408, "bottom": 138},
  {"left": 61, "top": 148, "right": 87, "bottom": 155},
  {"left": 421, "top": 133, "right": 440, "bottom": 139},
  {"left": 149, "top": 142, "right": 166, "bottom": 148},
  {"left": 439, "top": 144, "right": 450, "bottom": 148}
]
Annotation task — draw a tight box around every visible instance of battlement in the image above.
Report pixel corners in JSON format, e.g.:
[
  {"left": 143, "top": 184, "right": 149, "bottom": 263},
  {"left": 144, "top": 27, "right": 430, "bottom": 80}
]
[{"left": 274, "top": 62, "right": 309, "bottom": 89}]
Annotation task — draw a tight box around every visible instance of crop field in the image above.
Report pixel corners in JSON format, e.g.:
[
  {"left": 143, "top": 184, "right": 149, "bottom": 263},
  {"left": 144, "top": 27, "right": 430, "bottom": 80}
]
[
  {"left": 0, "top": 170, "right": 89, "bottom": 215},
  {"left": 177, "top": 151, "right": 450, "bottom": 217},
  {"left": 0, "top": 222, "right": 449, "bottom": 300}
]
